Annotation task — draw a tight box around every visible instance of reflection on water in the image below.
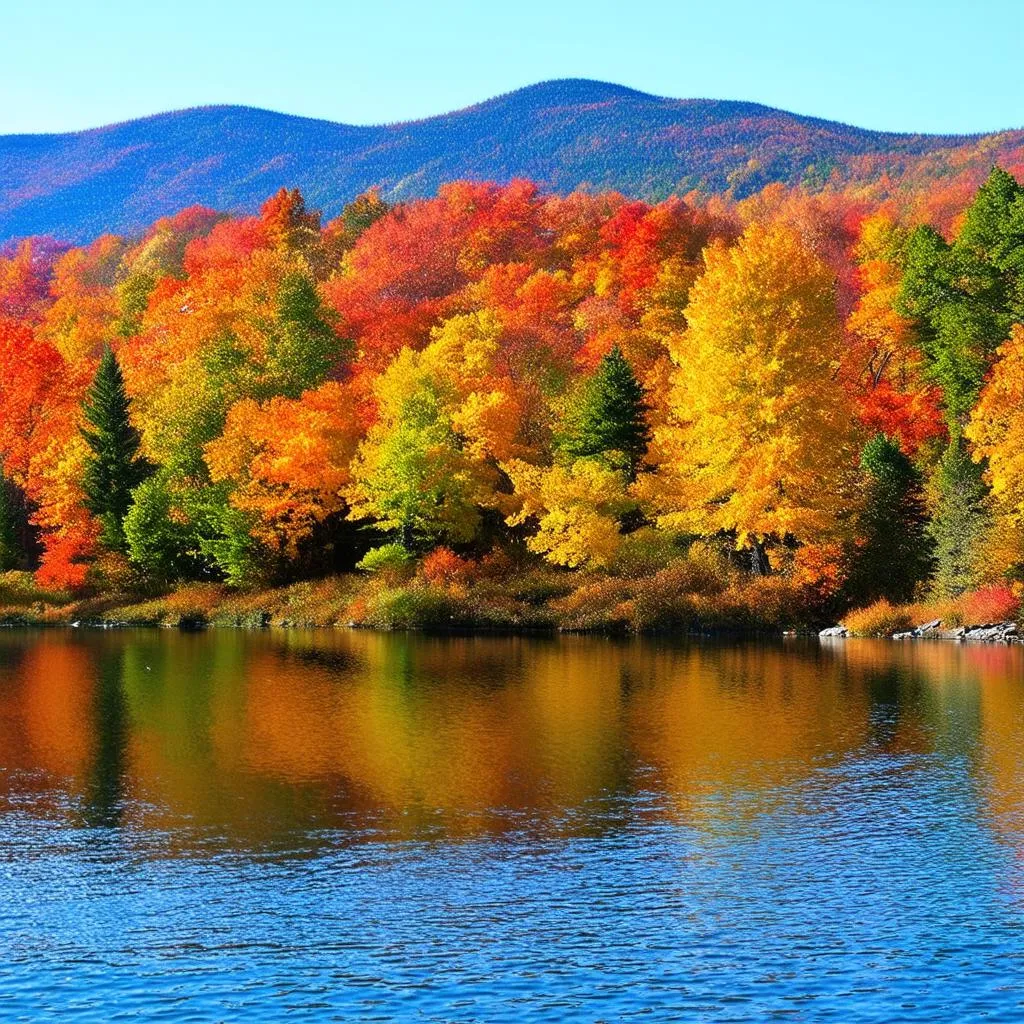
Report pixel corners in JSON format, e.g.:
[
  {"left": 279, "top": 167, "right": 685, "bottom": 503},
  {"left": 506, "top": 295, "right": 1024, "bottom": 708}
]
[{"left": 0, "top": 629, "right": 1022, "bottom": 1021}]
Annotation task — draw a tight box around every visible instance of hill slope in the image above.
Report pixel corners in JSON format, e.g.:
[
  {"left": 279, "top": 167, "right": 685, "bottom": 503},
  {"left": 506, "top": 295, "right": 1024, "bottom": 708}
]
[{"left": 1, "top": 79, "right": 1022, "bottom": 243}]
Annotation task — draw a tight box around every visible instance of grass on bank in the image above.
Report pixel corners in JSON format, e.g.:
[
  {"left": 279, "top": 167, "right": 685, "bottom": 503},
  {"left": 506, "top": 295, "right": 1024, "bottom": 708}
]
[
  {"left": 4, "top": 542, "right": 1021, "bottom": 636},
  {"left": 842, "top": 584, "right": 1021, "bottom": 637},
  {"left": 2, "top": 537, "right": 836, "bottom": 633}
]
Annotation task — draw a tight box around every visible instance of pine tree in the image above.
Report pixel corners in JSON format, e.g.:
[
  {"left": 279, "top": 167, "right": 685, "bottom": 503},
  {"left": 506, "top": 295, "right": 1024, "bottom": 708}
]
[
  {"left": 899, "top": 167, "right": 1024, "bottom": 423},
  {"left": 848, "top": 435, "right": 933, "bottom": 604},
  {"left": 557, "top": 346, "right": 650, "bottom": 480},
  {"left": 81, "top": 345, "right": 151, "bottom": 552},
  {"left": 927, "top": 433, "right": 990, "bottom": 597},
  {"left": 0, "top": 466, "right": 19, "bottom": 571}
]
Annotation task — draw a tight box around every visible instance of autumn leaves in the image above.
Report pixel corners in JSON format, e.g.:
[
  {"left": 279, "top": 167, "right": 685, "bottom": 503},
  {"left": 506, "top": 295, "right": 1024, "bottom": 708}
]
[{"left": 0, "top": 169, "right": 1022, "bottom": 611}]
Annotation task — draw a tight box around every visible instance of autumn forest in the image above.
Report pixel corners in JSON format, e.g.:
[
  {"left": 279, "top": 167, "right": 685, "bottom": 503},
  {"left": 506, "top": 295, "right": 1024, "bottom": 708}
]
[{"left": 1, "top": 167, "right": 1023, "bottom": 633}]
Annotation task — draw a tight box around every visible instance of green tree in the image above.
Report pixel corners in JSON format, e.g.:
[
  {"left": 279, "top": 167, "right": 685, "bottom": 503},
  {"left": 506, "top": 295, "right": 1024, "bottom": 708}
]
[
  {"left": 0, "top": 466, "right": 20, "bottom": 571},
  {"left": 264, "top": 272, "right": 348, "bottom": 398},
  {"left": 330, "top": 189, "right": 391, "bottom": 252},
  {"left": 80, "top": 345, "right": 152, "bottom": 552},
  {"left": 346, "top": 357, "right": 486, "bottom": 550},
  {"left": 115, "top": 271, "right": 156, "bottom": 338},
  {"left": 847, "top": 435, "right": 932, "bottom": 604},
  {"left": 557, "top": 346, "right": 650, "bottom": 480},
  {"left": 927, "top": 433, "right": 990, "bottom": 597},
  {"left": 899, "top": 167, "right": 1024, "bottom": 422}
]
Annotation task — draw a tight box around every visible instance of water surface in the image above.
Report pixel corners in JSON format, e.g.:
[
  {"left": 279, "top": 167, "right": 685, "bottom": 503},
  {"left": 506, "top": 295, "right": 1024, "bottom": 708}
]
[{"left": 1, "top": 629, "right": 1022, "bottom": 1021}]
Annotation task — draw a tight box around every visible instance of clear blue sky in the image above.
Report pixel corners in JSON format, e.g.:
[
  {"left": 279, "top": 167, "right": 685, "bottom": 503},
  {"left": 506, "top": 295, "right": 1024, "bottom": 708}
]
[{"left": 1, "top": 0, "right": 1020, "bottom": 135}]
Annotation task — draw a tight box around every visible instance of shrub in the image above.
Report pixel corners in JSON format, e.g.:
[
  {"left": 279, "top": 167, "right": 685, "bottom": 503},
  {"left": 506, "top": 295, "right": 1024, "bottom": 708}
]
[
  {"left": 958, "top": 584, "right": 1020, "bottom": 626},
  {"left": 608, "top": 528, "right": 685, "bottom": 578},
  {"left": 356, "top": 543, "right": 413, "bottom": 577},
  {"left": 0, "top": 571, "right": 69, "bottom": 609},
  {"left": 420, "top": 546, "right": 474, "bottom": 587},
  {"left": 360, "top": 584, "right": 461, "bottom": 629},
  {"left": 844, "top": 599, "right": 915, "bottom": 637}
]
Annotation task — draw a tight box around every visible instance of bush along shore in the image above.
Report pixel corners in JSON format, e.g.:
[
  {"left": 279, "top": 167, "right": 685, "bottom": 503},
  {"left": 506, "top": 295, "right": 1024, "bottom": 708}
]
[
  {"left": 820, "top": 588, "right": 1022, "bottom": 643},
  {"left": 2, "top": 553, "right": 1020, "bottom": 640}
]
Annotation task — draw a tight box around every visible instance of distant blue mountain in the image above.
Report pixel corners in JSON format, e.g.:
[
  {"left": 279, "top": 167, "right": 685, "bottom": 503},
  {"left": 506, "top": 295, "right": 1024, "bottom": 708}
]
[{"left": 1, "top": 79, "right": 1020, "bottom": 243}]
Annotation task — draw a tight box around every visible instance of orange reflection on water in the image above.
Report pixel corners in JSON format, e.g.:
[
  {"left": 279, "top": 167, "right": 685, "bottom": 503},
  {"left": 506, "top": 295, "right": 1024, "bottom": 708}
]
[{"left": 0, "top": 630, "right": 1021, "bottom": 849}]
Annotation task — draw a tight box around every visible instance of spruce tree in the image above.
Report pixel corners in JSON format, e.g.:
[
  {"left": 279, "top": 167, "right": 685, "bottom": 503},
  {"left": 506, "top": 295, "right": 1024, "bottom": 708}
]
[
  {"left": 0, "top": 466, "right": 20, "bottom": 571},
  {"left": 899, "top": 167, "right": 1024, "bottom": 422},
  {"left": 80, "top": 345, "right": 151, "bottom": 552},
  {"left": 927, "top": 433, "right": 990, "bottom": 597},
  {"left": 557, "top": 346, "right": 650, "bottom": 480},
  {"left": 848, "top": 435, "right": 932, "bottom": 604}
]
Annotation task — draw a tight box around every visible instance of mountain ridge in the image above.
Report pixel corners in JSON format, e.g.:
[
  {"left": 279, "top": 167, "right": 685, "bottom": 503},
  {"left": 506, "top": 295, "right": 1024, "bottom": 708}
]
[{"left": 1, "top": 78, "right": 1022, "bottom": 243}]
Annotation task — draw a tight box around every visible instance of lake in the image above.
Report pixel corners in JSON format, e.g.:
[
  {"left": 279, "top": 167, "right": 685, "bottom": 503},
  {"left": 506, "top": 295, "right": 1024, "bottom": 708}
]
[{"left": 0, "top": 628, "right": 1022, "bottom": 1021}]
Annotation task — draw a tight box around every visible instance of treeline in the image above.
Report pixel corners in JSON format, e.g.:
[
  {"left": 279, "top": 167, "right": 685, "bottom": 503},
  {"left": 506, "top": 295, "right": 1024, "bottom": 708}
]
[{"left": 0, "top": 171, "right": 1022, "bottom": 624}]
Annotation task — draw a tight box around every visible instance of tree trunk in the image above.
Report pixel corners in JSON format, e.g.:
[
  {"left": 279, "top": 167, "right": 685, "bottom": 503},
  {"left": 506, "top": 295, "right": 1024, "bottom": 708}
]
[{"left": 750, "top": 539, "right": 771, "bottom": 576}]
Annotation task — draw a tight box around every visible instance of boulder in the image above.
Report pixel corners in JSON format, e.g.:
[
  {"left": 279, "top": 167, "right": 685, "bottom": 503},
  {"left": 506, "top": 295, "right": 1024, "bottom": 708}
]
[
  {"left": 819, "top": 625, "right": 848, "bottom": 638},
  {"left": 964, "top": 621, "right": 1018, "bottom": 642}
]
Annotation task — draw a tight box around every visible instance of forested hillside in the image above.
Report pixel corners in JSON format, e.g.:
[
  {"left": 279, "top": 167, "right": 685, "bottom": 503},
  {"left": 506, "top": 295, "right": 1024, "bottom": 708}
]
[
  {"left": 1, "top": 79, "right": 1022, "bottom": 242},
  {"left": 2, "top": 168, "right": 1023, "bottom": 633}
]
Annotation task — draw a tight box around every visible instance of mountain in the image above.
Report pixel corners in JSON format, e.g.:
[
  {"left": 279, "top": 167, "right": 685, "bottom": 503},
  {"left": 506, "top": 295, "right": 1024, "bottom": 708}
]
[{"left": 1, "top": 79, "right": 1022, "bottom": 243}]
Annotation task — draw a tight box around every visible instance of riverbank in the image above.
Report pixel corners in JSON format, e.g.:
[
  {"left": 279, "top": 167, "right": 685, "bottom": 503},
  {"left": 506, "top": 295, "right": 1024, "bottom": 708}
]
[
  {"left": 819, "top": 589, "right": 1023, "bottom": 642},
  {"left": 0, "top": 555, "right": 833, "bottom": 635},
  {"left": 3, "top": 565, "right": 1020, "bottom": 640}
]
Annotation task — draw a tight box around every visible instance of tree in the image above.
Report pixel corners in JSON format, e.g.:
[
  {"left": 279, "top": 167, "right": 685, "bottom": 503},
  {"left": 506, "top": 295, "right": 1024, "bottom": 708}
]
[
  {"left": 264, "top": 272, "right": 348, "bottom": 398},
  {"left": 898, "top": 167, "right": 1024, "bottom": 423},
  {"left": 649, "top": 223, "right": 858, "bottom": 571},
  {"left": 345, "top": 346, "right": 486, "bottom": 548},
  {"left": 557, "top": 345, "right": 650, "bottom": 479},
  {"left": 0, "top": 466, "right": 20, "bottom": 570},
  {"left": 123, "top": 473, "right": 202, "bottom": 583},
  {"left": 204, "top": 381, "right": 361, "bottom": 556},
  {"left": 966, "top": 323, "right": 1024, "bottom": 526},
  {"left": 927, "top": 433, "right": 990, "bottom": 597},
  {"left": 504, "top": 458, "right": 631, "bottom": 568},
  {"left": 847, "top": 434, "right": 932, "bottom": 604},
  {"left": 965, "top": 323, "right": 1024, "bottom": 580},
  {"left": 80, "top": 345, "right": 151, "bottom": 552}
]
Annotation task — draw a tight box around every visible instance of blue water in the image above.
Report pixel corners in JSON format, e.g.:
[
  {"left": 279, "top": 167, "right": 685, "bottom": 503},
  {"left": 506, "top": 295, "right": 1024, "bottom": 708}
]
[{"left": 0, "top": 630, "right": 1022, "bottom": 1021}]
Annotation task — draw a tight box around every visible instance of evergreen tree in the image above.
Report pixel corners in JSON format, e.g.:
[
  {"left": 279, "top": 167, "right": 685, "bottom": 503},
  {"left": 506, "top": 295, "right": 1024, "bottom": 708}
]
[
  {"left": 557, "top": 346, "right": 650, "bottom": 480},
  {"left": 848, "top": 435, "right": 932, "bottom": 604},
  {"left": 81, "top": 345, "right": 152, "bottom": 552},
  {"left": 0, "top": 466, "right": 20, "bottom": 571},
  {"left": 899, "top": 167, "right": 1024, "bottom": 422},
  {"left": 927, "top": 433, "right": 990, "bottom": 597}
]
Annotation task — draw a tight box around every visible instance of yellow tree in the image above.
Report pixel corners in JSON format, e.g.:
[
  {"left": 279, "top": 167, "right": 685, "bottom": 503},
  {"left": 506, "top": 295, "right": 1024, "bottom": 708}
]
[
  {"left": 649, "top": 222, "right": 858, "bottom": 570},
  {"left": 503, "top": 458, "right": 631, "bottom": 568},
  {"left": 966, "top": 324, "right": 1024, "bottom": 573},
  {"left": 345, "top": 312, "right": 523, "bottom": 547}
]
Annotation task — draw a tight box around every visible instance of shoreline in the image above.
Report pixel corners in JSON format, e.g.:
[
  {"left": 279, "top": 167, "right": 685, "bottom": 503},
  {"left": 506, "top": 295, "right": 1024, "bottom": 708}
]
[{"left": 3, "top": 611, "right": 1021, "bottom": 645}]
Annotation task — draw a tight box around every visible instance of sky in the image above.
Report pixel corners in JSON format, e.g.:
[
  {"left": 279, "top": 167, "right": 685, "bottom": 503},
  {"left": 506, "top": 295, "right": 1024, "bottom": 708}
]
[{"left": 1, "top": 0, "right": 1020, "bottom": 136}]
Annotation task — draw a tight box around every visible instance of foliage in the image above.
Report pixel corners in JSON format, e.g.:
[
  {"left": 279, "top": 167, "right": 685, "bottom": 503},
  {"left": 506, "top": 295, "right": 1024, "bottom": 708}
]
[
  {"left": 0, "top": 171, "right": 1022, "bottom": 620},
  {"left": 927, "top": 435, "right": 991, "bottom": 598},
  {"left": 966, "top": 324, "right": 1024, "bottom": 534},
  {"left": 649, "top": 222, "right": 858, "bottom": 563},
  {"left": 80, "top": 345, "right": 152, "bottom": 552},
  {"left": 504, "top": 458, "right": 633, "bottom": 568},
  {"left": 846, "top": 434, "right": 932, "bottom": 604},
  {"left": 898, "top": 168, "right": 1024, "bottom": 423},
  {"left": 557, "top": 345, "right": 650, "bottom": 478},
  {"left": 356, "top": 544, "right": 413, "bottom": 576}
]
